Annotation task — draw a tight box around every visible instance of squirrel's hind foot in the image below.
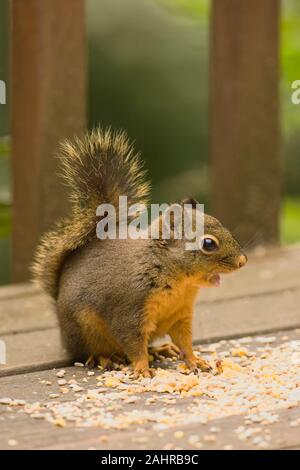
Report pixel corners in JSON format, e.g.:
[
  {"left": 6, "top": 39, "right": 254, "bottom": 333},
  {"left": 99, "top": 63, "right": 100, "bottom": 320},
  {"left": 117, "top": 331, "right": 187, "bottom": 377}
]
[
  {"left": 85, "top": 354, "right": 128, "bottom": 370},
  {"left": 149, "top": 342, "right": 180, "bottom": 360},
  {"left": 85, "top": 356, "right": 96, "bottom": 369}
]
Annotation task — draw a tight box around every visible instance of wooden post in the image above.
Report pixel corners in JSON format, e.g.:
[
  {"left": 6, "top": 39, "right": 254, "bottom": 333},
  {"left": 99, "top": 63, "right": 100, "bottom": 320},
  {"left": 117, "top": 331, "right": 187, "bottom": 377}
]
[
  {"left": 210, "top": 0, "right": 281, "bottom": 247},
  {"left": 11, "top": 0, "right": 86, "bottom": 282},
  {"left": 0, "top": 0, "right": 9, "bottom": 134}
]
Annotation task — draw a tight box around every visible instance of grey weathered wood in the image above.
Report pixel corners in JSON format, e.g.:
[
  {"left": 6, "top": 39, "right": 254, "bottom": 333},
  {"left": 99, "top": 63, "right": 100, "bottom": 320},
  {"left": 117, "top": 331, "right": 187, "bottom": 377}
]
[
  {"left": 210, "top": 0, "right": 281, "bottom": 246},
  {"left": 0, "top": 329, "right": 69, "bottom": 377},
  {"left": 1, "top": 245, "right": 300, "bottom": 337},
  {"left": 1, "top": 245, "right": 300, "bottom": 376},
  {"left": 0, "top": 245, "right": 300, "bottom": 375},
  {"left": 1, "top": 288, "right": 300, "bottom": 377},
  {"left": 194, "top": 288, "right": 300, "bottom": 343},
  {"left": 0, "top": 292, "right": 56, "bottom": 336},
  {"left": 0, "top": 283, "right": 40, "bottom": 300},
  {"left": 0, "top": 0, "right": 9, "bottom": 134},
  {"left": 200, "top": 244, "right": 300, "bottom": 303},
  {"left": 2, "top": 404, "right": 300, "bottom": 450},
  {"left": 11, "top": 0, "right": 86, "bottom": 282},
  {"left": 0, "top": 330, "right": 300, "bottom": 450}
]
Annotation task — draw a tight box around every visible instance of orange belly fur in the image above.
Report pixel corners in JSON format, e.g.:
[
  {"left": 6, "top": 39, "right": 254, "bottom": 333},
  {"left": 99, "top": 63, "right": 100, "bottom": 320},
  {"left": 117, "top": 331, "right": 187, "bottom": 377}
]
[{"left": 143, "top": 273, "right": 205, "bottom": 341}]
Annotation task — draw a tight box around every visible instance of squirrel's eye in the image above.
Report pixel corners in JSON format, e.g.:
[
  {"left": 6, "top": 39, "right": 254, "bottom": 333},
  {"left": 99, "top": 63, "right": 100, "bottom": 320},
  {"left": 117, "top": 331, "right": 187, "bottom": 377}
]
[{"left": 200, "top": 235, "right": 219, "bottom": 254}]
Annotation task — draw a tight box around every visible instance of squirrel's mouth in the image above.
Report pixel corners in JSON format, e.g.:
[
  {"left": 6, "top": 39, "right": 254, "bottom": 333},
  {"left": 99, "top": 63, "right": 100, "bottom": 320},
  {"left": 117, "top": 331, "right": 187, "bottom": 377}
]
[{"left": 207, "top": 273, "right": 221, "bottom": 287}]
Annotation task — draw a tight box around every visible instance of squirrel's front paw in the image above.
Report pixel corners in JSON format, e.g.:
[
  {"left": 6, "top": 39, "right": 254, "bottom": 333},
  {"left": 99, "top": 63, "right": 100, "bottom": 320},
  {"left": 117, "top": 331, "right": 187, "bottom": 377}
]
[
  {"left": 133, "top": 366, "right": 155, "bottom": 379},
  {"left": 185, "top": 355, "right": 212, "bottom": 374}
]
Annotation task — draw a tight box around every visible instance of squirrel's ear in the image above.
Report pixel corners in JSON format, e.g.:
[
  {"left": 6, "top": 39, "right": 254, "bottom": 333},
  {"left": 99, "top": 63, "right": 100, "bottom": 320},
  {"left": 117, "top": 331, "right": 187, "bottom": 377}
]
[
  {"left": 181, "top": 197, "right": 199, "bottom": 208},
  {"left": 158, "top": 203, "right": 182, "bottom": 241}
]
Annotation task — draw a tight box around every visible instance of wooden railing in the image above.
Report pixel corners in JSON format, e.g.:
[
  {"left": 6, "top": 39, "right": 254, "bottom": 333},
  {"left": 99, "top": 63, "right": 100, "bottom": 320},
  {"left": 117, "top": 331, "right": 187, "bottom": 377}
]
[{"left": 9, "top": 0, "right": 281, "bottom": 282}]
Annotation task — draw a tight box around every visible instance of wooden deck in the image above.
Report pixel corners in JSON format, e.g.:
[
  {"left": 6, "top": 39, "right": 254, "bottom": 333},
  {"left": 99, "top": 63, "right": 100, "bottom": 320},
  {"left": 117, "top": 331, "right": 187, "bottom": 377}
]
[{"left": 0, "top": 244, "right": 300, "bottom": 450}]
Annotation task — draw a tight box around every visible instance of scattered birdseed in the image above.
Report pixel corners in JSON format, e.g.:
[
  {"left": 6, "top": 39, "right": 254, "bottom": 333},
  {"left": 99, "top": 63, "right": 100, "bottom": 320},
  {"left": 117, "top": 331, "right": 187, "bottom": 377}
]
[
  {"left": 235, "top": 425, "right": 262, "bottom": 441},
  {"left": 56, "top": 370, "right": 66, "bottom": 378},
  {"left": 210, "top": 426, "right": 221, "bottom": 433},
  {"left": 1, "top": 332, "right": 299, "bottom": 450},
  {"left": 0, "top": 398, "right": 12, "bottom": 405},
  {"left": 52, "top": 418, "right": 66, "bottom": 427},
  {"left": 188, "top": 435, "right": 200, "bottom": 445},
  {"left": 203, "top": 434, "right": 217, "bottom": 443},
  {"left": 174, "top": 431, "right": 184, "bottom": 439},
  {"left": 74, "top": 362, "right": 84, "bottom": 368},
  {"left": 13, "top": 399, "right": 26, "bottom": 406},
  {"left": 122, "top": 396, "right": 139, "bottom": 404},
  {"left": 31, "top": 413, "right": 45, "bottom": 420},
  {"left": 163, "top": 443, "right": 174, "bottom": 450},
  {"left": 230, "top": 347, "right": 250, "bottom": 357},
  {"left": 132, "top": 436, "right": 149, "bottom": 444},
  {"left": 8, "top": 439, "right": 17, "bottom": 447},
  {"left": 57, "top": 379, "right": 67, "bottom": 386},
  {"left": 146, "top": 397, "right": 157, "bottom": 405},
  {"left": 256, "top": 336, "right": 276, "bottom": 344}
]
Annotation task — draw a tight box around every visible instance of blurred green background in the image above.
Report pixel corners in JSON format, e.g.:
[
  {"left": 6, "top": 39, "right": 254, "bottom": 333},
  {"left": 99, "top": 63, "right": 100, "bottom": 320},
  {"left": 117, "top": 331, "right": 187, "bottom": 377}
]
[{"left": 0, "top": 0, "right": 300, "bottom": 284}]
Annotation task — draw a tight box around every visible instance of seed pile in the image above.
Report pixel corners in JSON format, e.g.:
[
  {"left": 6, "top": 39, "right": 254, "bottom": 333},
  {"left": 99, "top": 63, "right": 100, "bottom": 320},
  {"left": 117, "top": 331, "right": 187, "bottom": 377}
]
[{"left": 1, "top": 333, "right": 300, "bottom": 448}]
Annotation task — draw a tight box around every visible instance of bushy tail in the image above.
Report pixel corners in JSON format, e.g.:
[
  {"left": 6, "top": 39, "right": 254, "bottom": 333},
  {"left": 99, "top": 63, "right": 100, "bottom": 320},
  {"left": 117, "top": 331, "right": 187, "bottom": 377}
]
[{"left": 32, "top": 127, "right": 150, "bottom": 299}]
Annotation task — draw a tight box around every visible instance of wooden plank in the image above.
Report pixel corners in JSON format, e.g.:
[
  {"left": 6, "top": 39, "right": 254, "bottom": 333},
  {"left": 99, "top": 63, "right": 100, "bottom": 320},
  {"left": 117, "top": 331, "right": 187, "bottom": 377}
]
[
  {"left": 210, "top": 0, "right": 281, "bottom": 246},
  {"left": 0, "top": 329, "right": 69, "bottom": 377},
  {"left": 1, "top": 244, "right": 300, "bottom": 336},
  {"left": 200, "top": 243, "right": 300, "bottom": 303},
  {"left": 42, "top": 406, "right": 300, "bottom": 451},
  {"left": 11, "top": 0, "right": 86, "bottom": 282},
  {"left": 194, "top": 288, "right": 300, "bottom": 343},
  {"left": 1, "top": 244, "right": 300, "bottom": 376},
  {"left": 1, "top": 402, "right": 300, "bottom": 450},
  {"left": 0, "top": 0, "right": 9, "bottom": 135},
  {"left": 0, "top": 292, "right": 56, "bottom": 335},
  {"left": 0, "top": 331, "right": 300, "bottom": 450},
  {"left": 0, "top": 282, "right": 40, "bottom": 300},
  {"left": 1, "top": 287, "right": 300, "bottom": 377}
]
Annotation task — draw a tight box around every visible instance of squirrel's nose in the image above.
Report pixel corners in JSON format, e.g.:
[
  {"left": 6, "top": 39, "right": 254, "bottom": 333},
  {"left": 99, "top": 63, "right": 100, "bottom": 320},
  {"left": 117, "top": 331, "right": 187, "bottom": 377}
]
[{"left": 237, "top": 254, "right": 247, "bottom": 268}]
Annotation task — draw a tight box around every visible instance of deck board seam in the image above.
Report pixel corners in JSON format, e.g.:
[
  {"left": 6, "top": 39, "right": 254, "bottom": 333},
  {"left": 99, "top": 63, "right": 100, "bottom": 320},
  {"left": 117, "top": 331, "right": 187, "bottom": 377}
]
[{"left": 1, "top": 325, "right": 300, "bottom": 379}]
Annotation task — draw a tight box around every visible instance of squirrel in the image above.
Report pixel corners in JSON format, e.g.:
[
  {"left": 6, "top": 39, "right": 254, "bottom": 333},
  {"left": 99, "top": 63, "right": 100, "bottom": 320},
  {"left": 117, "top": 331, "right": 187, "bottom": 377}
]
[{"left": 32, "top": 127, "right": 247, "bottom": 378}]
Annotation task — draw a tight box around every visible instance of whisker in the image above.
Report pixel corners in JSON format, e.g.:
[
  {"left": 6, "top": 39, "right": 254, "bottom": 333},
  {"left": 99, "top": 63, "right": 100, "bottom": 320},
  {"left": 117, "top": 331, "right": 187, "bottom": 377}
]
[
  {"left": 242, "top": 231, "right": 264, "bottom": 251},
  {"left": 218, "top": 260, "right": 234, "bottom": 268}
]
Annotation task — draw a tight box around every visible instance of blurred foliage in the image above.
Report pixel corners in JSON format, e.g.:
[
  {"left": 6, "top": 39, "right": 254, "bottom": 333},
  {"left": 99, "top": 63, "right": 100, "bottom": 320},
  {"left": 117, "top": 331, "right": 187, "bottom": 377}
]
[
  {"left": 87, "top": 0, "right": 209, "bottom": 204},
  {"left": 281, "top": 197, "right": 300, "bottom": 244},
  {"left": 0, "top": 204, "right": 10, "bottom": 238},
  {"left": 281, "top": 0, "right": 300, "bottom": 196},
  {"left": 156, "top": 0, "right": 209, "bottom": 19},
  {"left": 1, "top": 0, "right": 300, "bottom": 284},
  {"left": 0, "top": 138, "right": 10, "bottom": 202}
]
